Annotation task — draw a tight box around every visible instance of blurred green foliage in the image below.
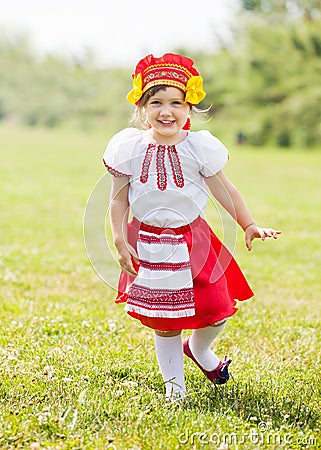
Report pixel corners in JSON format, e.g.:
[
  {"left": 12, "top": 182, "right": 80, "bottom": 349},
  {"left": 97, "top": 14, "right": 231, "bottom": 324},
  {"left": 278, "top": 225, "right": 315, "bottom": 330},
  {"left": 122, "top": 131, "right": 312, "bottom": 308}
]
[
  {"left": 197, "top": 17, "right": 321, "bottom": 147},
  {"left": 0, "top": 33, "right": 133, "bottom": 131},
  {"left": 241, "top": 0, "right": 320, "bottom": 20},
  {"left": 0, "top": 12, "right": 320, "bottom": 148}
]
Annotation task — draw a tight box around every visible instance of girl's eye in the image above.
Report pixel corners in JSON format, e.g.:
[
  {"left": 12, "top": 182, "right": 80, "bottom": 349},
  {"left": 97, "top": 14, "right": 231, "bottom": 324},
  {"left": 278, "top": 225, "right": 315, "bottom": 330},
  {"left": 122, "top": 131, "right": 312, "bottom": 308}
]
[
  {"left": 150, "top": 100, "right": 161, "bottom": 105},
  {"left": 172, "top": 101, "right": 183, "bottom": 105}
]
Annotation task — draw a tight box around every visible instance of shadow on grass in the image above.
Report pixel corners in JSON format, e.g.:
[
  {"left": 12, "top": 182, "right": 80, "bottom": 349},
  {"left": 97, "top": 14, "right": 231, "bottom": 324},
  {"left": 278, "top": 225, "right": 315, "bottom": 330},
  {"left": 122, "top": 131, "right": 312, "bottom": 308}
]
[
  {"left": 87, "top": 354, "right": 320, "bottom": 434},
  {"left": 183, "top": 374, "right": 320, "bottom": 431}
]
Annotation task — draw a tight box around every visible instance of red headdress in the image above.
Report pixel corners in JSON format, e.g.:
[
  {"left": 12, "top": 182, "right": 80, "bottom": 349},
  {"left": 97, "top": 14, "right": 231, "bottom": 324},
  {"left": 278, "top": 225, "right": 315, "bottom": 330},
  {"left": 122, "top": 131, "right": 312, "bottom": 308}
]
[{"left": 126, "top": 53, "right": 206, "bottom": 105}]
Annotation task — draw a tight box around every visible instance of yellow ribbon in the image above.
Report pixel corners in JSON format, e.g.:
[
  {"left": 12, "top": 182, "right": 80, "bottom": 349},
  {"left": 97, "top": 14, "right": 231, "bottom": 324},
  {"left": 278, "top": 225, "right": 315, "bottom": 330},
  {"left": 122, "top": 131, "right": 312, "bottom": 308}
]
[
  {"left": 185, "top": 76, "right": 206, "bottom": 105},
  {"left": 126, "top": 73, "right": 143, "bottom": 104}
]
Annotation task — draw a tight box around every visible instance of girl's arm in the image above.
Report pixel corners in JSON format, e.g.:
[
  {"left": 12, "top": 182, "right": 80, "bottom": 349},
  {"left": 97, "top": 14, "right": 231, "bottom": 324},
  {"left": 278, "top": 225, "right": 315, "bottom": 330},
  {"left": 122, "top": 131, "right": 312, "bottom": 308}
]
[
  {"left": 205, "top": 170, "right": 281, "bottom": 251},
  {"left": 109, "top": 176, "right": 138, "bottom": 276}
]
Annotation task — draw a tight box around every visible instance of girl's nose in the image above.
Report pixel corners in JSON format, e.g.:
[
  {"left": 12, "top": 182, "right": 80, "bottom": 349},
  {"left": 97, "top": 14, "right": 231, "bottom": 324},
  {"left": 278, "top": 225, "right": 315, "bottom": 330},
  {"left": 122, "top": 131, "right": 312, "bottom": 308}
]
[{"left": 159, "top": 106, "right": 171, "bottom": 116}]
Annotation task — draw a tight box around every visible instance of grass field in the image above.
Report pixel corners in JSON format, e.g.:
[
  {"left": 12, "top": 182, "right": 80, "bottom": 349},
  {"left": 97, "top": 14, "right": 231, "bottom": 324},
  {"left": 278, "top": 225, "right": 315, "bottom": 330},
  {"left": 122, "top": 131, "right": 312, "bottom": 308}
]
[{"left": 0, "top": 125, "right": 320, "bottom": 449}]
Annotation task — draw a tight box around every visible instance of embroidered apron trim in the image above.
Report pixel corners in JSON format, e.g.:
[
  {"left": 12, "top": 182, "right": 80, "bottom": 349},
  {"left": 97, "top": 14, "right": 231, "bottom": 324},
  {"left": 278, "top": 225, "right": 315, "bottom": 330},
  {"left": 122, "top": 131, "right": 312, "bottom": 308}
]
[
  {"left": 139, "top": 260, "right": 191, "bottom": 271},
  {"left": 138, "top": 233, "right": 186, "bottom": 245},
  {"left": 126, "top": 230, "right": 195, "bottom": 318},
  {"left": 125, "top": 286, "right": 195, "bottom": 318}
]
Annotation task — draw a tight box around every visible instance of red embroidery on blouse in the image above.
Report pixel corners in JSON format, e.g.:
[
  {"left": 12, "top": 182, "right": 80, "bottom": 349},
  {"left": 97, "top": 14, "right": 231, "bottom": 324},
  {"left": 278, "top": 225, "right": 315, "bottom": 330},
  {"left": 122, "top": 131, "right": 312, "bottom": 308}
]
[
  {"left": 140, "top": 143, "right": 155, "bottom": 183},
  {"left": 104, "top": 161, "right": 130, "bottom": 177},
  {"left": 168, "top": 145, "right": 185, "bottom": 188},
  {"left": 156, "top": 146, "right": 167, "bottom": 191},
  {"left": 139, "top": 144, "right": 185, "bottom": 190}
]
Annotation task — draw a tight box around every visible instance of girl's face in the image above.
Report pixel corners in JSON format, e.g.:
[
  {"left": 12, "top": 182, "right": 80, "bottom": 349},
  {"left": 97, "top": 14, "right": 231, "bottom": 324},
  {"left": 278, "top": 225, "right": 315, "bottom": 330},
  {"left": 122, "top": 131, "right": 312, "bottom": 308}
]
[{"left": 143, "top": 87, "right": 190, "bottom": 144}]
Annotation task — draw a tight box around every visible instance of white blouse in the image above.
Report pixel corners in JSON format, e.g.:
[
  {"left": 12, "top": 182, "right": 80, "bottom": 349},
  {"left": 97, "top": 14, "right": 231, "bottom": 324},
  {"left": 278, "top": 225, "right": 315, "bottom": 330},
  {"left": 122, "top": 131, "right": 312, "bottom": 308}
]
[{"left": 103, "top": 128, "right": 229, "bottom": 228}]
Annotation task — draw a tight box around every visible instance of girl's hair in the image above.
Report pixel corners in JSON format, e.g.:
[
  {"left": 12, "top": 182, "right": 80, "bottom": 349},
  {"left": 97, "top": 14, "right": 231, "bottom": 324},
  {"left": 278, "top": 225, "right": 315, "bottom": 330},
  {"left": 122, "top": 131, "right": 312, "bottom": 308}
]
[{"left": 130, "top": 85, "right": 210, "bottom": 129}]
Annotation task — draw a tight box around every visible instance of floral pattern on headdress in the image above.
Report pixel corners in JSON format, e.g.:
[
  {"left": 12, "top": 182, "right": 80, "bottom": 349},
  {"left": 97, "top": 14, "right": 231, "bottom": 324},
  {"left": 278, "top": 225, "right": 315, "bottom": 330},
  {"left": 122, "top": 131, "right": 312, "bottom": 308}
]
[{"left": 126, "top": 53, "right": 206, "bottom": 105}]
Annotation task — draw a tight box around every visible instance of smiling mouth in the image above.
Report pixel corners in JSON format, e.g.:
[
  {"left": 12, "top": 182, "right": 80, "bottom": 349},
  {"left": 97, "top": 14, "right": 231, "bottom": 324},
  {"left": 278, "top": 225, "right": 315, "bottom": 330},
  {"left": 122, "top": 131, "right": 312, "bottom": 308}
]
[{"left": 158, "top": 120, "right": 175, "bottom": 126}]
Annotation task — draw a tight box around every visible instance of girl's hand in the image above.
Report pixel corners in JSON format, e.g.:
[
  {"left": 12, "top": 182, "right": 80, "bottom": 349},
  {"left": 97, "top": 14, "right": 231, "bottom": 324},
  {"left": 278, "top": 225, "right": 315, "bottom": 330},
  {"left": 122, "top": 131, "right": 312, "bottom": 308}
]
[
  {"left": 117, "top": 245, "right": 138, "bottom": 277},
  {"left": 245, "top": 224, "right": 281, "bottom": 251}
]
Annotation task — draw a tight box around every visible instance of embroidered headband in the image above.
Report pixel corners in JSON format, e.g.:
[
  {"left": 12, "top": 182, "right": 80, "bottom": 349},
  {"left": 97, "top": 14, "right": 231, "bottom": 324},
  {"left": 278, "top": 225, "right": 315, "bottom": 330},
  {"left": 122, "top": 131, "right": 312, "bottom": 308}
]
[{"left": 126, "top": 53, "right": 206, "bottom": 106}]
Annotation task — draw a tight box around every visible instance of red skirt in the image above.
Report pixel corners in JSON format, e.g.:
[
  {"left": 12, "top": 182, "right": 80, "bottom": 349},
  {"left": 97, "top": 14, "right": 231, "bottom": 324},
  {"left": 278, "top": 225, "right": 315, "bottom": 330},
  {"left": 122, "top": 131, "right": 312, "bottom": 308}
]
[{"left": 115, "top": 216, "right": 254, "bottom": 330}]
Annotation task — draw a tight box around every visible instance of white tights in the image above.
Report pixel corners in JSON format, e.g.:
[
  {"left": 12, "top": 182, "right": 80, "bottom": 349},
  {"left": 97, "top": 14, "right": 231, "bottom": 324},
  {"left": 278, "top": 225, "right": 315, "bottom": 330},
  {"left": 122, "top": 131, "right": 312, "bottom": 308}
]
[
  {"left": 189, "top": 322, "right": 226, "bottom": 371},
  {"left": 154, "top": 321, "right": 226, "bottom": 398},
  {"left": 154, "top": 333, "right": 186, "bottom": 399}
]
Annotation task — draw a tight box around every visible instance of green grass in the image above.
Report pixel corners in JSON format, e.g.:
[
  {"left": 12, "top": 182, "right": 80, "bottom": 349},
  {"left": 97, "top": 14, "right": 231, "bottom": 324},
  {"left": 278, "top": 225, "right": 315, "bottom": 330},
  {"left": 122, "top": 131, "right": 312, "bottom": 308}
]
[{"left": 0, "top": 125, "right": 320, "bottom": 449}]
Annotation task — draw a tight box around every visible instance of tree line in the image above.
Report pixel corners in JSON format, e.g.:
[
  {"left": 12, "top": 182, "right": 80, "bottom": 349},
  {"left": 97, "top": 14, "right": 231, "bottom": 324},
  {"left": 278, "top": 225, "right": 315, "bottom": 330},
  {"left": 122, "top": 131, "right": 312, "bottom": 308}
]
[{"left": 0, "top": 4, "right": 320, "bottom": 148}]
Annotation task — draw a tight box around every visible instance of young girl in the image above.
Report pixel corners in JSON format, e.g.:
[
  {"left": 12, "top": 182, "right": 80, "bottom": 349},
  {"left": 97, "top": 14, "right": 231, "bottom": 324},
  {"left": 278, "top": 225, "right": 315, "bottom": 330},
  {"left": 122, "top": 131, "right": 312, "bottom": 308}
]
[{"left": 103, "top": 53, "right": 280, "bottom": 401}]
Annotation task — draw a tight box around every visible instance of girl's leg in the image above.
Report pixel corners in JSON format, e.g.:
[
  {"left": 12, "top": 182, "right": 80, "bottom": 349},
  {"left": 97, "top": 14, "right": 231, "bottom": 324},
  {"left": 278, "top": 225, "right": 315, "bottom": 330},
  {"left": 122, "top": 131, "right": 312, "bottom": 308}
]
[
  {"left": 154, "top": 330, "right": 186, "bottom": 399},
  {"left": 188, "top": 321, "right": 227, "bottom": 371}
]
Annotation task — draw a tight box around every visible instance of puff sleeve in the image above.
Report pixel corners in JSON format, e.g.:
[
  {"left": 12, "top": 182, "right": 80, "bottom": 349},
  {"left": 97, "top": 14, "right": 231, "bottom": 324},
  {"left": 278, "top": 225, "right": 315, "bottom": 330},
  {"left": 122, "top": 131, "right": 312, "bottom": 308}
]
[
  {"left": 103, "top": 128, "right": 141, "bottom": 177},
  {"left": 189, "top": 130, "right": 229, "bottom": 177}
]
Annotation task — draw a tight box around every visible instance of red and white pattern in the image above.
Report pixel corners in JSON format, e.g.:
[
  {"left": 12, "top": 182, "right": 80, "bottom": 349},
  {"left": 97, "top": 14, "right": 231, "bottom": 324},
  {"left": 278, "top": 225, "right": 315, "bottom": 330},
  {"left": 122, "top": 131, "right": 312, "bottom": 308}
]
[
  {"left": 126, "top": 230, "right": 195, "bottom": 318},
  {"left": 139, "top": 144, "right": 185, "bottom": 190},
  {"left": 156, "top": 146, "right": 167, "bottom": 191},
  {"left": 168, "top": 145, "right": 184, "bottom": 188},
  {"left": 140, "top": 144, "right": 154, "bottom": 183},
  {"left": 103, "top": 162, "right": 130, "bottom": 177}
]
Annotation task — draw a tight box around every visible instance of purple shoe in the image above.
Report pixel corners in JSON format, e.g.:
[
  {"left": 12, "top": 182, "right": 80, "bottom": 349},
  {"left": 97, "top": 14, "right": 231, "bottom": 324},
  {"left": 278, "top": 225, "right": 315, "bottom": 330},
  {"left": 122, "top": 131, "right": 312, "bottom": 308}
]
[{"left": 183, "top": 336, "right": 232, "bottom": 384}]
